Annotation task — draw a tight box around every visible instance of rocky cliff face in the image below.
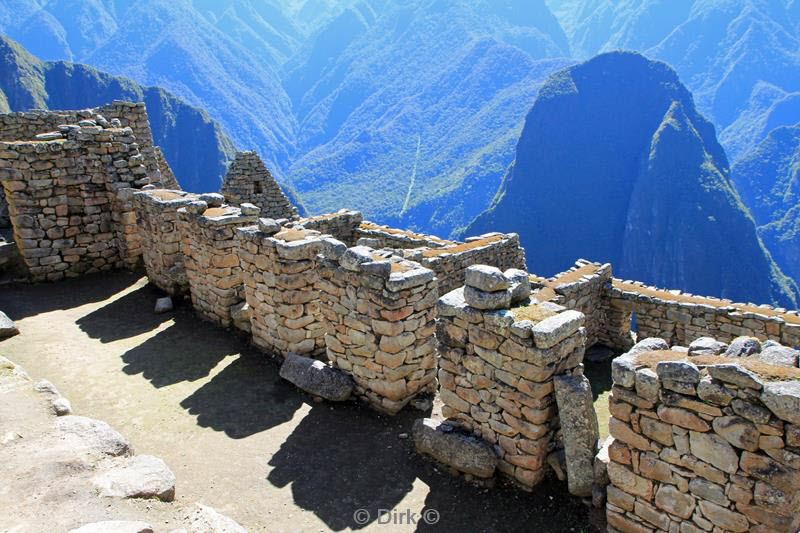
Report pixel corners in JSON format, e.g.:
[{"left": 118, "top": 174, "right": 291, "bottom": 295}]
[
  {"left": 0, "top": 36, "right": 236, "bottom": 193},
  {"left": 732, "top": 123, "right": 800, "bottom": 286},
  {"left": 468, "top": 51, "right": 798, "bottom": 307}
]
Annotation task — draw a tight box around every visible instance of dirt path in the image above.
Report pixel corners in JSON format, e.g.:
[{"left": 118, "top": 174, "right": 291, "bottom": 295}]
[{"left": 1, "top": 271, "right": 596, "bottom": 532}]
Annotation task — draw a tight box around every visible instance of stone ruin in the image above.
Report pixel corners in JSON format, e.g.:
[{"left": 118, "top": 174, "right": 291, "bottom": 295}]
[
  {"left": 236, "top": 222, "right": 329, "bottom": 358},
  {"left": 317, "top": 244, "right": 439, "bottom": 414},
  {"left": 134, "top": 189, "right": 199, "bottom": 296},
  {"left": 605, "top": 336, "right": 800, "bottom": 533},
  {"left": 2, "top": 100, "right": 800, "bottom": 533},
  {"left": 0, "top": 122, "right": 146, "bottom": 281},
  {"left": 177, "top": 196, "right": 260, "bottom": 328},
  {"left": 433, "top": 264, "right": 592, "bottom": 488},
  {"left": 221, "top": 151, "right": 297, "bottom": 220}
]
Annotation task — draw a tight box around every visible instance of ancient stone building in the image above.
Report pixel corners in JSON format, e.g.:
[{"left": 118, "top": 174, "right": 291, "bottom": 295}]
[
  {"left": 134, "top": 189, "right": 199, "bottom": 296},
  {"left": 220, "top": 151, "right": 296, "bottom": 220},
  {"left": 236, "top": 222, "right": 329, "bottom": 358},
  {"left": 435, "top": 265, "right": 592, "bottom": 488},
  {"left": 317, "top": 244, "right": 439, "bottom": 414},
  {"left": 607, "top": 339, "right": 800, "bottom": 533},
  {"left": 0, "top": 122, "right": 147, "bottom": 281},
  {"left": 177, "top": 199, "right": 259, "bottom": 327}
]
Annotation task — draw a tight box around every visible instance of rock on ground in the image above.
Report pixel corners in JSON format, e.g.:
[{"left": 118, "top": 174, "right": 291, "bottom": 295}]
[
  {"left": 55, "top": 416, "right": 133, "bottom": 458},
  {"left": 93, "top": 454, "right": 176, "bottom": 501},
  {"left": 629, "top": 337, "right": 669, "bottom": 355},
  {"left": 154, "top": 296, "right": 173, "bottom": 314},
  {"left": 412, "top": 418, "right": 497, "bottom": 478},
  {"left": 688, "top": 337, "right": 727, "bottom": 356},
  {"left": 724, "top": 336, "right": 761, "bottom": 357},
  {"left": 553, "top": 373, "right": 599, "bottom": 497},
  {"left": 0, "top": 310, "right": 19, "bottom": 338},
  {"left": 68, "top": 521, "right": 154, "bottom": 533},
  {"left": 182, "top": 503, "right": 248, "bottom": 533},
  {"left": 758, "top": 345, "right": 799, "bottom": 367},
  {"left": 279, "top": 353, "right": 353, "bottom": 401}
]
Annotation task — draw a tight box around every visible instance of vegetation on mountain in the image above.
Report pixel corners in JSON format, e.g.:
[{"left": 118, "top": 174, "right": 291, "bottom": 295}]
[
  {"left": 732, "top": 123, "right": 800, "bottom": 285},
  {"left": 468, "top": 52, "right": 798, "bottom": 307}
]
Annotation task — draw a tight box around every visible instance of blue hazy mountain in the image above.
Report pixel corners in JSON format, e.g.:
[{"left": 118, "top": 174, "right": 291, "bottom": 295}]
[
  {"left": 468, "top": 52, "right": 798, "bottom": 307},
  {"left": 732, "top": 123, "right": 800, "bottom": 285},
  {"left": 546, "top": 0, "right": 800, "bottom": 165},
  {"left": 0, "top": 0, "right": 573, "bottom": 237}
]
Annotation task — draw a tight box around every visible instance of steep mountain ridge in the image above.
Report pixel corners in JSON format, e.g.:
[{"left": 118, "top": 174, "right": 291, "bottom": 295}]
[
  {"left": 546, "top": 0, "right": 800, "bottom": 166},
  {"left": 468, "top": 52, "right": 798, "bottom": 307},
  {"left": 732, "top": 123, "right": 800, "bottom": 284}
]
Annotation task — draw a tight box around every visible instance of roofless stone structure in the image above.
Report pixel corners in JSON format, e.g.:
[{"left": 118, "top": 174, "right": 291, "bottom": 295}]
[{"left": 220, "top": 151, "right": 297, "bottom": 220}]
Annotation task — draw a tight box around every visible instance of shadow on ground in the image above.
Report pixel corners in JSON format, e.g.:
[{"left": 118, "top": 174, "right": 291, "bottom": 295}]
[
  {"left": 120, "top": 307, "right": 239, "bottom": 388},
  {"left": 266, "top": 403, "right": 596, "bottom": 532},
  {"left": 180, "top": 353, "right": 304, "bottom": 439},
  {"left": 76, "top": 279, "right": 172, "bottom": 343},
  {"left": 1, "top": 269, "right": 145, "bottom": 321}
]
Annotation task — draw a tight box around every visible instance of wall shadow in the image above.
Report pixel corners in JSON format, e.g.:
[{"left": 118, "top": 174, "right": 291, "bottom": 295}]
[
  {"left": 266, "top": 402, "right": 596, "bottom": 532},
  {"left": 120, "top": 309, "right": 240, "bottom": 388},
  {"left": 76, "top": 280, "right": 173, "bottom": 343},
  {"left": 266, "top": 404, "right": 418, "bottom": 530},
  {"left": 413, "top": 459, "right": 594, "bottom": 532},
  {"left": 180, "top": 353, "right": 304, "bottom": 439},
  {"left": 1, "top": 269, "right": 144, "bottom": 321}
]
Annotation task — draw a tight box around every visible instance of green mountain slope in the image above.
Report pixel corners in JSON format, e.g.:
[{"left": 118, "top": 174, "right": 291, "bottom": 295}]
[
  {"left": 468, "top": 52, "right": 798, "bottom": 307},
  {"left": 546, "top": 0, "right": 800, "bottom": 166},
  {"left": 0, "top": 36, "right": 236, "bottom": 192},
  {"left": 732, "top": 123, "right": 800, "bottom": 284},
  {"left": 284, "top": 0, "right": 572, "bottom": 236}
]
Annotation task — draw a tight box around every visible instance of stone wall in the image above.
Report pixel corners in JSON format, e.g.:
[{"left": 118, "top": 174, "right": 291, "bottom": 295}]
[
  {"left": 0, "top": 123, "right": 147, "bottom": 281},
  {"left": 177, "top": 200, "right": 259, "bottom": 327},
  {"left": 436, "top": 265, "right": 589, "bottom": 488},
  {"left": 606, "top": 341, "right": 800, "bottom": 533},
  {"left": 354, "top": 221, "right": 455, "bottom": 250},
  {"left": 0, "top": 187, "right": 8, "bottom": 228},
  {"left": 297, "top": 210, "right": 363, "bottom": 246},
  {"left": 531, "top": 260, "right": 613, "bottom": 349},
  {"left": 134, "top": 189, "right": 199, "bottom": 296},
  {"left": 408, "top": 233, "right": 527, "bottom": 296},
  {"left": 0, "top": 101, "right": 176, "bottom": 185},
  {"left": 603, "top": 281, "right": 800, "bottom": 350},
  {"left": 237, "top": 223, "right": 328, "bottom": 358},
  {"left": 154, "top": 147, "right": 180, "bottom": 190},
  {"left": 316, "top": 244, "right": 438, "bottom": 414},
  {"left": 220, "top": 151, "right": 296, "bottom": 219}
]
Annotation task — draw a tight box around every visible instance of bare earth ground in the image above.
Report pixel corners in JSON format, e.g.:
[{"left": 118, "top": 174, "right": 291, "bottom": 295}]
[{"left": 1, "top": 270, "right": 602, "bottom": 532}]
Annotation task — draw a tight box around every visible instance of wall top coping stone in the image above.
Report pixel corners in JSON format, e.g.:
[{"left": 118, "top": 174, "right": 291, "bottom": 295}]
[
  {"left": 611, "top": 278, "right": 800, "bottom": 325},
  {"left": 134, "top": 189, "right": 198, "bottom": 206},
  {"left": 178, "top": 201, "right": 259, "bottom": 227}
]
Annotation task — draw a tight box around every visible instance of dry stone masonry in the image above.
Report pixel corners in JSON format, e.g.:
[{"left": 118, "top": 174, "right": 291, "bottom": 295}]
[
  {"left": 530, "top": 260, "right": 615, "bottom": 349},
  {"left": 0, "top": 122, "right": 148, "bottom": 281},
  {"left": 605, "top": 279, "right": 800, "bottom": 349},
  {"left": 355, "top": 221, "right": 455, "bottom": 249},
  {"left": 297, "top": 210, "right": 363, "bottom": 246},
  {"left": 409, "top": 232, "right": 527, "bottom": 296},
  {"left": 434, "top": 265, "right": 590, "bottom": 488},
  {"left": 316, "top": 244, "right": 439, "bottom": 414},
  {"left": 605, "top": 336, "right": 800, "bottom": 533},
  {"left": 134, "top": 189, "right": 199, "bottom": 296},
  {"left": 177, "top": 197, "right": 259, "bottom": 327},
  {"left": 221, "top": 151, "right": 296, "bottom": 219},
  {"left": 236, "top": 222, "right": 329, "bottom": 358},
  {"left": 0, "top": 101, "right": 176, "bottom": 189}
]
